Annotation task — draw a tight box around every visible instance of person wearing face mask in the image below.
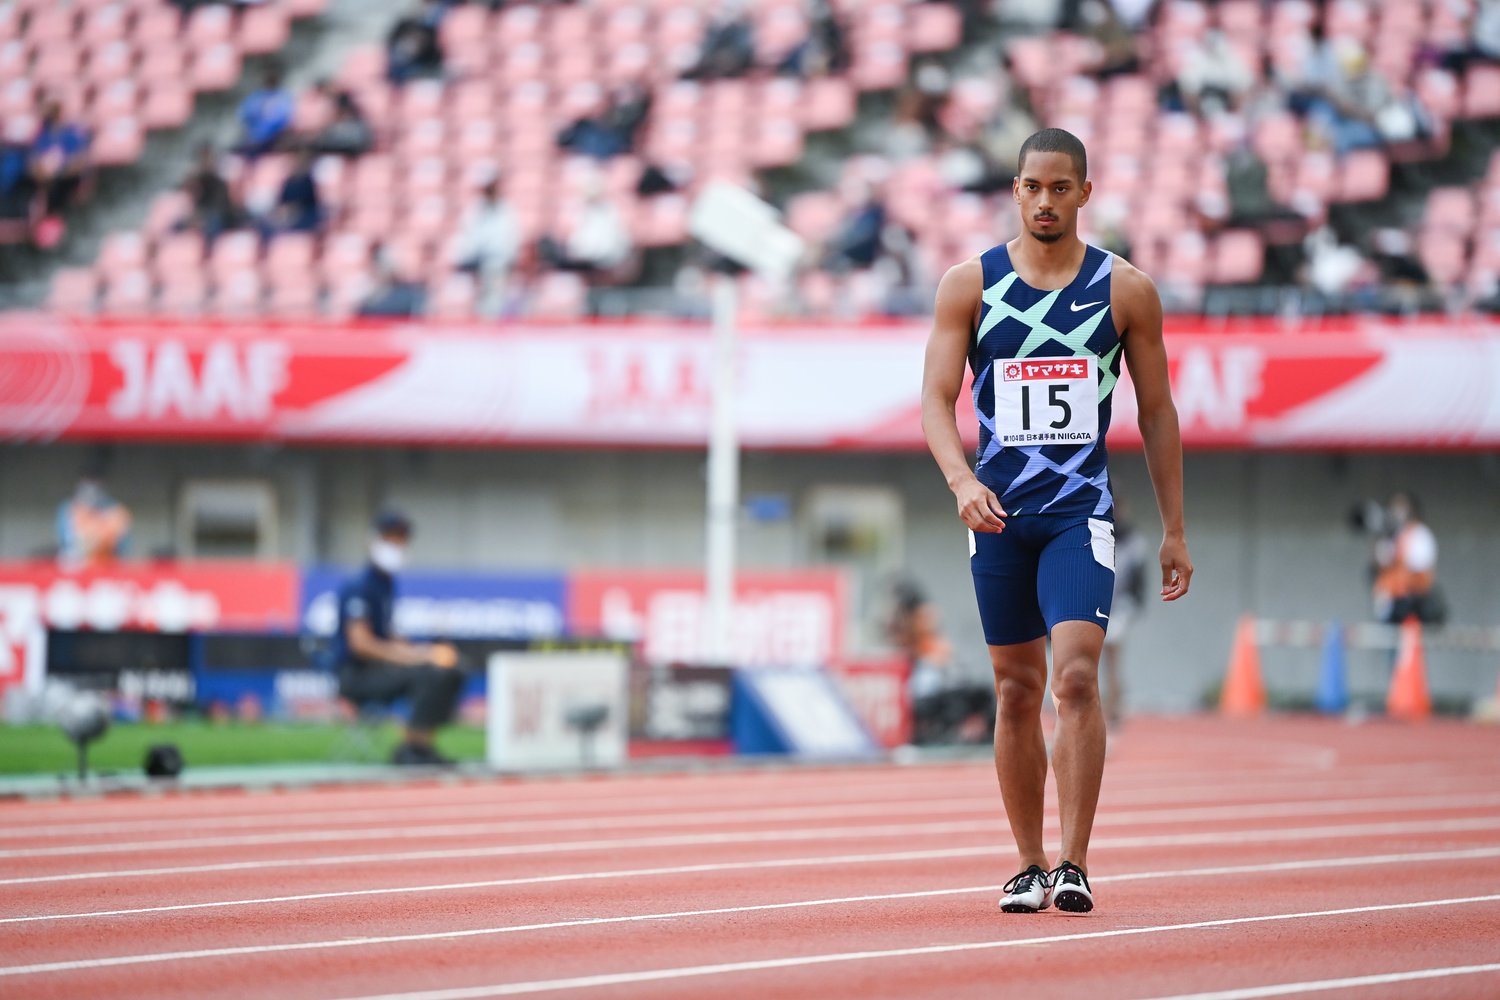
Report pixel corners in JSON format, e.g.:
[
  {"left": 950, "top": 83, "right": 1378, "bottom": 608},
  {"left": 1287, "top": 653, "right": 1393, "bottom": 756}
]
[
  {"left": 56, "top": 469, "right": 131, "bottom": 568},
  {"left": 333, "top": 510, "right": 464, "bottom": 766}
]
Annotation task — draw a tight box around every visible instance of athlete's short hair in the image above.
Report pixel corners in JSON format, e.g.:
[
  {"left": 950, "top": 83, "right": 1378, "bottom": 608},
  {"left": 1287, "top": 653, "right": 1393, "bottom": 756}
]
[{"left": 1017, "top": 128, "right": 1088, "bottom": 182}]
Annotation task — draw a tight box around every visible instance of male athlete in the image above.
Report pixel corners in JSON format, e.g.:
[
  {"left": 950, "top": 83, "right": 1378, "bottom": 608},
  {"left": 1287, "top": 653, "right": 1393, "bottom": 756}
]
[{"left": 921, "top": 128, "right": 1192, "bottom": 914}]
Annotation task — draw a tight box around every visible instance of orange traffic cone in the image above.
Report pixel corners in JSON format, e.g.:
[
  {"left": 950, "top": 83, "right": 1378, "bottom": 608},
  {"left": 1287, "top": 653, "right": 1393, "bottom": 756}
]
[
  {"left": 1220, "top": 615, "right": 1267, "bottom": 717},
  {"left": 1387, "top": 616, "right": 1432, "bottom": 721}
]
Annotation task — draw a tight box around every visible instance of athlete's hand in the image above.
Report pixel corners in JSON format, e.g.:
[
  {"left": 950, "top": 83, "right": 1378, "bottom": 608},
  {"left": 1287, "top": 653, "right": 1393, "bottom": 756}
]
[
  {"left": 953, "top": 476, "right": 1007, "bottom": 533},
  {"left": 1159, "top": 535, "right": 1193, "bottom": 601},
  {"left": 428, "top": 643, "right": 460, "bottom": 669}
]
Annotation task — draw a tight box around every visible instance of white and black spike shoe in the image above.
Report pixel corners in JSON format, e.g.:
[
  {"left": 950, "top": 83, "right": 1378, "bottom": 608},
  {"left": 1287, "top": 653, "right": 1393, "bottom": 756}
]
[
  {"left": 1048, "top": 860, "right": 1094, "bottom": 913},
  {"left": 999, "top": 864, "right": 1051, "bottom": 913}
]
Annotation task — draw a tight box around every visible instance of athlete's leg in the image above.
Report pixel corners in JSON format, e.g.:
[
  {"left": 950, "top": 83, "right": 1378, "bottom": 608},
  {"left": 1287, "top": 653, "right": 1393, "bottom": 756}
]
[
  {"left": 1049, "top": 619, "right": 1106, "bottom": 871},
  {"left": 990, "top": 637, "right": 1051, "bottom": 872}
]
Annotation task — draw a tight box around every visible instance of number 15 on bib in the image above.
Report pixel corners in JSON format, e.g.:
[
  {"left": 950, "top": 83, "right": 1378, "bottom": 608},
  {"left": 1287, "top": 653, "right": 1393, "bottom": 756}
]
[{"left": 994, "top": 357, "right": 1099, "bottom": 446}]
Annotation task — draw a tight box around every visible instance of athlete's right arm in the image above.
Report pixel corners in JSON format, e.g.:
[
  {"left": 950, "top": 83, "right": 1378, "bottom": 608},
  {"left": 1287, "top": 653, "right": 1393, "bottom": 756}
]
[{"left": 921, "top": 259, "right": 1007, "bottom": 533}]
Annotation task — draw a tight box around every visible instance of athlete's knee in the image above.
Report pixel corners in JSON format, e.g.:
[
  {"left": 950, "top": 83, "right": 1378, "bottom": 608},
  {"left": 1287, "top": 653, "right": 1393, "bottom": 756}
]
[
  {"left": 995, "top": 672, "right": 1046, "bottom": 719},
  {"left": 1051, "top": 658, "right": 1100, "bottom": 708}
]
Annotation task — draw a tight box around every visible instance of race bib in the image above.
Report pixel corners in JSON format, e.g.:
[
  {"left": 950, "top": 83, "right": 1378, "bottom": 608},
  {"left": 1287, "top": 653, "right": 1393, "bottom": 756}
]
[{"left": 994, "top": 356, "right": 1098, "bottom": 446}]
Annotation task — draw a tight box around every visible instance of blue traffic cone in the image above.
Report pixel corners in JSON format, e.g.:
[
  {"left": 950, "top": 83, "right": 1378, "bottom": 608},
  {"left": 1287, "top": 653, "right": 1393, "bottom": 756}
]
[{"left": 1316, "top": 621, "right": 1348, "bottom": 714}]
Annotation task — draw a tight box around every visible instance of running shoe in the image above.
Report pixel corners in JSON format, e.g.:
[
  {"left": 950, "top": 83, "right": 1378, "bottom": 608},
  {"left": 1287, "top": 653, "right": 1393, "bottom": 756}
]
[
  {"left": 998, "top": 864, "right": 1051, "bottom": 913},
  {"left": 1048, "top": 860, "right": 1093, "bottom": 913}
]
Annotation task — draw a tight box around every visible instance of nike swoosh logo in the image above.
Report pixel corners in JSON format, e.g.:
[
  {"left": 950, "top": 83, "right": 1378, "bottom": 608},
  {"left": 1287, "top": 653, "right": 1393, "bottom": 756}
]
[
  {"left": 1095, "top": 609, "right": 1109, "bottom": 620},
  {"left": 1071, "top": 300, "right": 1103, "bottom": 312}
]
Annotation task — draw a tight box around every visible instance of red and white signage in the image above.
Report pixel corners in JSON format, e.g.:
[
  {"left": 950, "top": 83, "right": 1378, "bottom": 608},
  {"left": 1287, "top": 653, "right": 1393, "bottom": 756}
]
[
  {"left": 4, "top": 315, "right": 1500, "bottom": 449},
  {"left": 569, "top": 570, "right": 846, "bottom": 668},
  {"left": 829, "top": 657, "right": 911, "bottom": 748},
  {"left": 0, "top": 562, "right": 301, "bottom": 693}
]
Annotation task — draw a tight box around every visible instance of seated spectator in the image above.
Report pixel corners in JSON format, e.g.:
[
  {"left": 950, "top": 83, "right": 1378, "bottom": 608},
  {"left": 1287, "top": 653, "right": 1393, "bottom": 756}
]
[
  {"left": 0, "top": 119, "right": 35, "bottom": 242},
  {"left": 823, "top": 181, "right": 888, "bottom": 271},
  {"left": 1308, "top": 46, "right": 1428, "bottom": 156},
  {"left": 179, "top": 142, "right": 244, "bottom": 245},
  {"left": 778, "top": 0, "right": 849, "bottom": 79},
  {"left": 359, "top": 245, "right": 428, "bottom": 318},
  {"left": 258, "top": 147, "right": 323, "bottom": 239},
  {"left": 1081, "top": 0, "right": 1141, "bottom": 79},
  {"left": 29, "top": 99, "right": 91, "bottom": 245},
  {"left": 311, "top": 89, "right": 374, "bottom": 158},
  {"left": 57, "top": 469, "right": 130, "bottom": 568},
  {"left": 683, "top": 1, "right": 756, "bottom": 80},
  {"left": 387, "top": 0, "right": 446, "bottom": 85},
  {"left": 450, "top": 178, "right": 520, "bottom": 316},
  {"left": 558, "top": 84, "right": 651, "bottom": 160},
  {"left": 1175, "top": 30, "right": 1253, "bottom": 116},
  {"left": 1220, "top": 140, "right": 1306, "bottom": 239},
  {"left": 1436, "top": 0, "right": 1500, "bottom": 72},
  {"left": 236, "top": 65, "right": 294, "bottom": 158},
  {"left": 537, "top": 180, "right": 632, "bottom": 278}
]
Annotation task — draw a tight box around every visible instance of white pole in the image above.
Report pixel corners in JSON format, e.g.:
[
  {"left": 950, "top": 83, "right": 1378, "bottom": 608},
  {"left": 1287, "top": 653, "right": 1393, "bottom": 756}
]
[{"left": 704, "top": 274, "right": 739, "bottom": 665}]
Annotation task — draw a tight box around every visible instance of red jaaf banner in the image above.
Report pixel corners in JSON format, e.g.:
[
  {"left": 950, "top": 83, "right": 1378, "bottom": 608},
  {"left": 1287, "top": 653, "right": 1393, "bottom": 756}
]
[
  {"left": 0, "top": 561, "right": 301, "bottom": 693},
  {"left": 568, "top": 570, "right": 846, "bottom": 668},
  {"left": 3, "top": 315, "right": 1499, "bottom": 448}
]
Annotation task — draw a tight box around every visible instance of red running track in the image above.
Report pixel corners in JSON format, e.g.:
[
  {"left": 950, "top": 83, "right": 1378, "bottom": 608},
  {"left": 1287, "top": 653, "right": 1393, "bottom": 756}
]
[{"left": 2, "top": 716, "right": 1500, "bottom": 1000}]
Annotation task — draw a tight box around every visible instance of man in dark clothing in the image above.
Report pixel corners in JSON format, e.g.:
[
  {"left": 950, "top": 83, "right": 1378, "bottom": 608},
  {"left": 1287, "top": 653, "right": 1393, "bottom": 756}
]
[
  {"left": 259, "top": 148, "right": 322, "bottom": 239},
  {"left": 181, "top": 143, "right": 242, "bottom": 245},
  {"left": 333, "top": 510, "right": 464, "bottom": 766},
  {"left": 387, "top": 0, "right": 446, "bottom": 84},
  {"left": 30, "top": 100, "right": 90, "bottom": 219}
]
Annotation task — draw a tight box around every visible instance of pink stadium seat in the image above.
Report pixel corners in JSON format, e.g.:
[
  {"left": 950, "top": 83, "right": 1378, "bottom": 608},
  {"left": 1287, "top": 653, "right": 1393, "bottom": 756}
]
[
  {"left": 101, "top": 269, "right": 153, "bottom": 316},
  {"left": 786, "top": 191, "right": 844, "bottom": 244},
  {"left": 48, "top": 268, "right": 98, "bottom": 314},
  {"left": 142, "top": 81, "right": 194, "bottom": 131},
  {"left": 801, "top": 78, "right": 856, "bottom": 132},
  {"left": 285, "top": 0, "right": 329, "bottom": 17},
  {"left": 1252, "top": 112, "right": 1304, "bottom": 166},
  {"left": 192, "top": 43, "right": 242, "bottom": 93},
  {"left": 528, "top": 272, "right": 588, "bottom": 320},
  {"left": 31, "top": 48, "right": 82, "bottom": 91},
  {"left": 1463, "top": 66, "right": 1500, "bottom": 120},
  {"left": 265, "top": 232, "right": 317, "bottom": 279},
  {"left": 323, "top": 232, "right": 372, "bottom": 279},
  {"left": 1424, "top": 187, "right": 1477, "bottom": 236},
  {"left": 909, "top": 3, "right": 962, "bottom": 54},
  {"left": 81, "top": 4, "right": 128, "bottom": 46},
  {"left": 132, "top": 6, "right": 179, "bottom": 49},
  {"left": 209, "top": 231, "right": 260, "bottom": 283},
  {"left": 266, "top": 277, "right": 322, "bottom": 319},
  {"left": 155, "top": 231, "right": 206, "bottom": 275},
  {"left": 25, "top": 7, "right": 77, "bottom": 49},
  {"left": 0, "top": 41, "right": 24, "bottom": 80},
  {"left": 1417, "top": 231, "right": 1467, "bottom": 287},
  {"left": 144, "top": 191, "right": 191, "bottom": 239},
  {"left": 1338, "top": 149, "right": 1390, "bottom": 202},
  {"left": 605, "top": 42, "right": 653, "bottom": 84},
  {"left": 214, "top": 271, "right": 265, "bottom": 318},
  {"left": 1211, "top": 230, "right": 1265, "bottom": 284},
  {"left": 439, "top": 4, "right": 488, "bottom": 54},
  {"left": 137, "top": 46, "right": 187, "bottom": 88},
  {"left": 240, "top": 5, "right": 291, "bottom": 57},
  {"left": 92, "top": 116, "right": 144, "bottom": 167},
  {"left": 429, "top": 273, "right": 478, "bottom": 321},
  {"left": 157, "top": 272, "right": 210, "bottom": 317},
  {"left": 751, "top": 118, "right": 804, "bottom": 169},
  {"left": 851, "top": 40, "right": 907, "bottom": 92},
  {"left": 186, "top": 4, "right": 232, "bottom": 48},
  {"left": 338, "top": 45, "right": 387, "bottom": 89},
  {"left": 93, "top": 79, "right": 140, "bottom": 120},
  {"left": 633, "top": 194, "right": 689, "bottom": 247}
]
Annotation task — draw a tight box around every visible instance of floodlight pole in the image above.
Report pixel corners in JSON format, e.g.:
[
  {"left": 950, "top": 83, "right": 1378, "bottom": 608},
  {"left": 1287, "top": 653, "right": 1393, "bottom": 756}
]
[{"left": 704, "top": 274, "right": 739, "bottom": 665}]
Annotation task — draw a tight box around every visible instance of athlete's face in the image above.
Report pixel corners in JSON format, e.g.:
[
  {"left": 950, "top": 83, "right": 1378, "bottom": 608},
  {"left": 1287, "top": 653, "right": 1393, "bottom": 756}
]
[{"left": 1013, "top": 152, "right": 1090, "bottom": 244}]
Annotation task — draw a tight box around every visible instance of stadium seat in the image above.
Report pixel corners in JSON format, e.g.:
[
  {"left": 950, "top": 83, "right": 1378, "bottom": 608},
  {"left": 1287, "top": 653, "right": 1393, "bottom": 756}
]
[
  {"left": 48, "top": 268, "right": 98, "bottom": 314},
  {"left": 240, "top": 5, "right": 291, "bottom": 57}
]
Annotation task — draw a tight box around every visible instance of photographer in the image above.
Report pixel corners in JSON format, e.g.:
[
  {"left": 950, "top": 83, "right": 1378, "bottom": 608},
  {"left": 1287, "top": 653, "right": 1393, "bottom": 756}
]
[{"left": 1354, "top": 492, "right": 1442, "bottom": 625}]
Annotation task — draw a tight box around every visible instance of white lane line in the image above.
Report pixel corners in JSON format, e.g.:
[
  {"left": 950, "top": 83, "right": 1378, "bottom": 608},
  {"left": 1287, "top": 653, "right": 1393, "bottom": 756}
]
[
  {"left": 2, "top": 769, "right": 1476, "bottom": 842},
  {"left": 6, "top": 814, "right": 1500, "bottom": 887},
  {"left": 0, "top": 758, "right": 1466, "bottom": 835},
  {"left": 5, "top": 842, "right": 1499, "bottom": 926},
  {"left": 8, "top": 789, "right": 1500, "bottom": 861},
  {"left": 1135, "top": 963, "right": 1500, "bottom": 999},
  {"left": 5, "top": 857, "right": 1499, "bottom": 979},
  {"left": 308, "top": 895, "right": 1500, "bottom": 999}
]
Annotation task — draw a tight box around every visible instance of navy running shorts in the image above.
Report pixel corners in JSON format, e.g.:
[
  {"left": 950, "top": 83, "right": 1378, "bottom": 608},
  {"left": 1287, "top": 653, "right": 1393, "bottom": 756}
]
[{"left": 970, "top": 514, "right": 1117, "bottom": 646}]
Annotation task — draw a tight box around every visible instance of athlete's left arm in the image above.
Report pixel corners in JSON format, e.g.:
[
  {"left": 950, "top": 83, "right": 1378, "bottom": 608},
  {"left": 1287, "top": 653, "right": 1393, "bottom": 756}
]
[{"left": 1115, "top": 262, "right": 1193, "bottom": 601}]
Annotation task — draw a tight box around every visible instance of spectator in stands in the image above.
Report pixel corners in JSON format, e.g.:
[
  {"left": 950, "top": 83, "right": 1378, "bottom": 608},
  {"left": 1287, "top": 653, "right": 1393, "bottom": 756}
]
[
  {"left": 56, "top": 469, "right": 130, "bottom": 568},
  {"left": 683, "top": 1, "right": 755, "bottom": 80},
  {"left": 29, "top": 99, "right": 91, "bottom": 245},
  {"left": 358, "top": 244, "right": 428, "bottom": 318},
  {"left": 258, "top": 147, "right": 323, "bottom": 239},
  {"left": 332, "top": 509, "right": 464, "bottom": 766},
  {"left": 777, "top": 0, "right": 849, "bottom": 79},
  {"left": 1303, "top": 224, "right": 1372, "bottom": 307},
  {"left": 179, "top": 143, "right": 244, "bottom": 246},
  {"left": 311, "top": 88, "right": 374, "bottom": 158},
  {"left": 558, "top": 83, "right": 652, "bottom": 160},
  {"left": 823, "top": 181, "right": 888, "bottom": 271},
  {"left": 236, "top": 64, "right": 294, "bottom": 158},
  {"left": 1220, "top": 140, "right": 1305, "bottom": 239},
  {"left": 451, "top": 177, "right": 521, "bottom": 316},
  {"left": 1080, "top": 0, "right": 1142, "bottom": 80},
  {"left": 1435, "top": 0, "right": 1500, "bottom": 72},
  {"left": 1305, "top": 45, "right": 1427, "bottom": 156},
  {"left": 537, "top": 179, "right": 632, "bottom": 278},
  {"left": 1174, "top": 30, "right": 1253, "bottom": 116},
  {"left": 0, "top": 119, "right": 35, "bottom": 243},
  {"left": 387, "top": 0, "right": 446, "bottom": 85}
]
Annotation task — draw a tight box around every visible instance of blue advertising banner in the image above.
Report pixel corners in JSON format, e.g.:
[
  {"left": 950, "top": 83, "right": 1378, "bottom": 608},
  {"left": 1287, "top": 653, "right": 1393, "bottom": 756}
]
[{"left": 300, "top": 568, "right": 569, "bottom": 641}]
